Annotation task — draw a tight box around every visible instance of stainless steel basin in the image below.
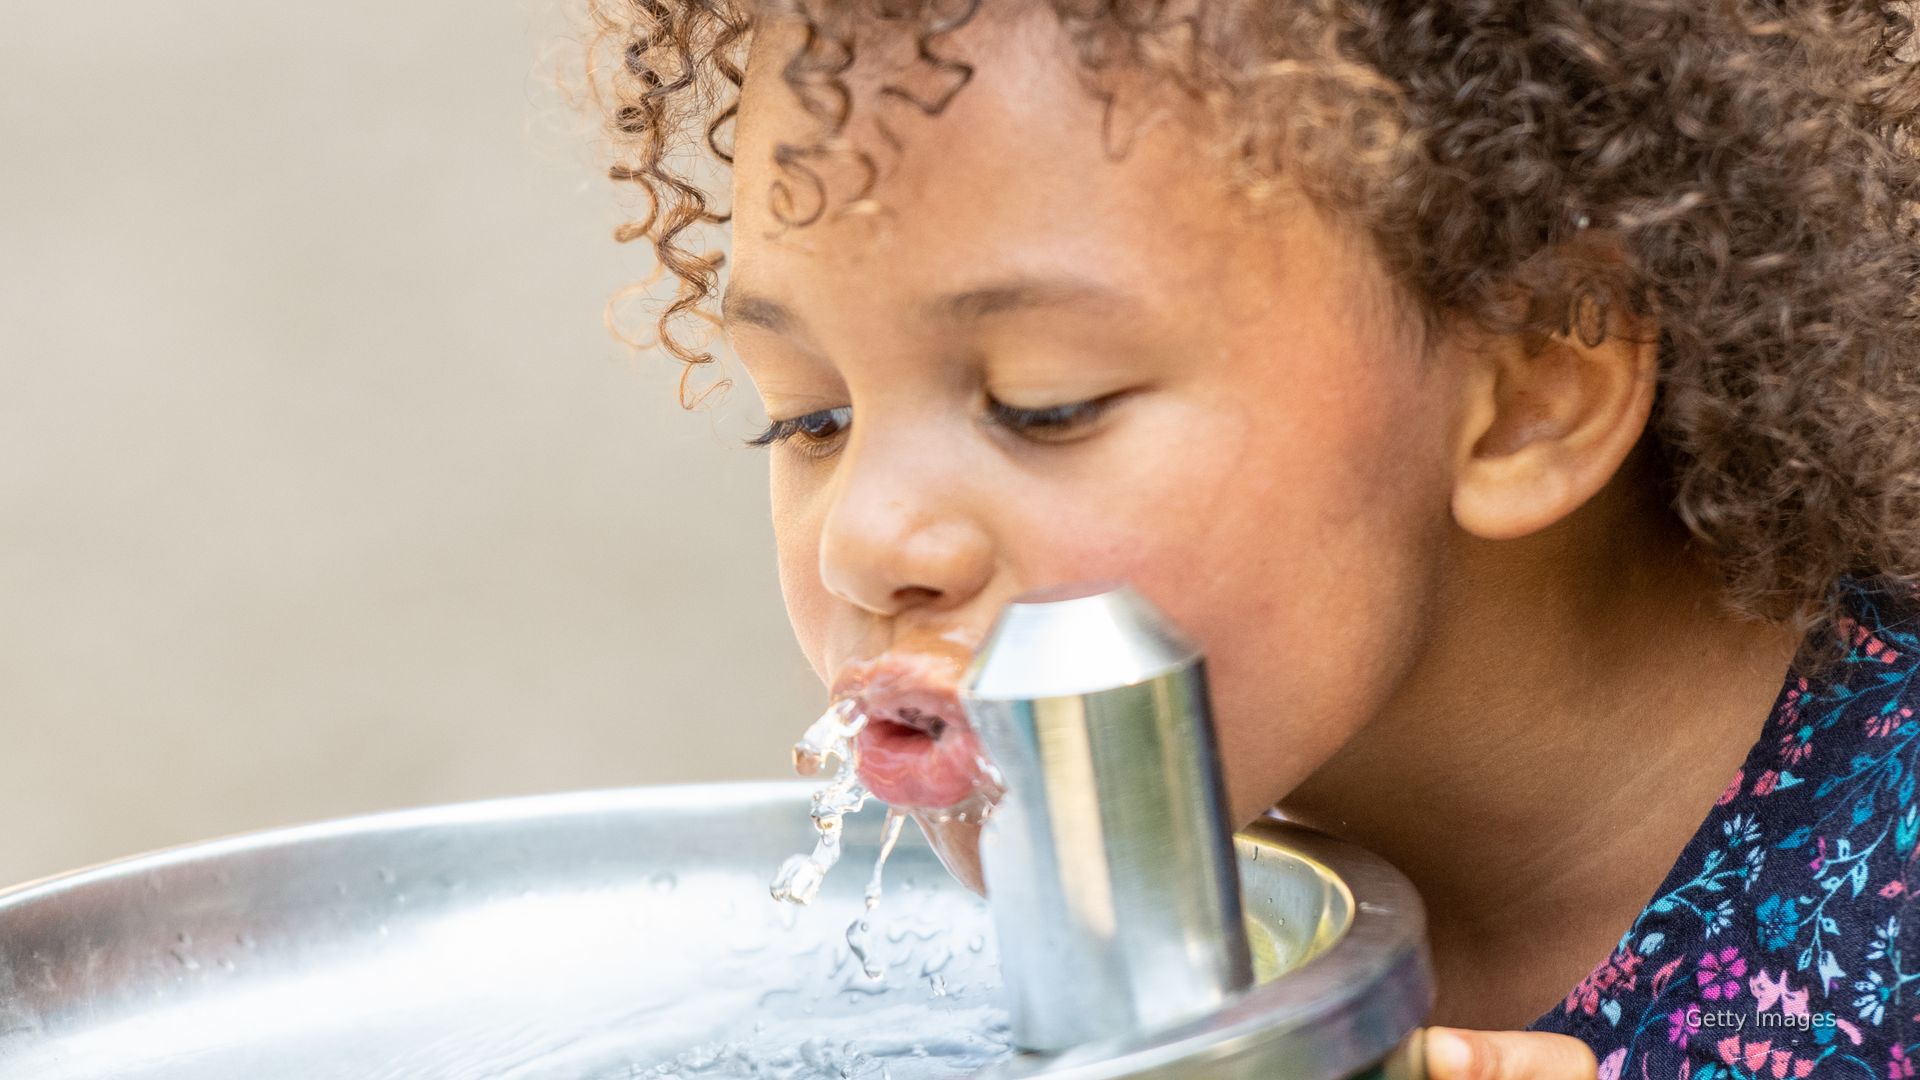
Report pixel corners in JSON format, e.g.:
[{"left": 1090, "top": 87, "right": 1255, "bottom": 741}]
[{"left": 0, "top": 782, "right": 1430, "bottom": 1079}]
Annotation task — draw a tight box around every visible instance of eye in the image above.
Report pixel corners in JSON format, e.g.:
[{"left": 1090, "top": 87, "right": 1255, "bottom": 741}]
[
  {"left": 985, "top": 393, "right": 1122, "bottom": 443},
  {"left": 746, "top": 405, "right": 851, "bottom": 458}
]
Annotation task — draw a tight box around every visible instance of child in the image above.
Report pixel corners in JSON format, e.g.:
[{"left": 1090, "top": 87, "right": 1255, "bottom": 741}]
[{"left": 585, "top": 2, "right": 1920, "bottom": 1077}]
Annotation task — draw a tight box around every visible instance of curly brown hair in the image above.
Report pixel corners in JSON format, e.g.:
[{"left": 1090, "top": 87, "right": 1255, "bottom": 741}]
[{"left": 580, "top": 0, "right": 1920, "bottom": 671}]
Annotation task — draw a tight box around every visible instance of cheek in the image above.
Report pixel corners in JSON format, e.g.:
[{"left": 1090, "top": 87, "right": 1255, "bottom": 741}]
[
  {"left": 1192, "top": 403, "right": 1447, "bottom": 823},
  {"left": 1198, "top": 373, "right": 1449, "bottom": 821},
  {"left": 1011, "top": 354, "right": 1451, "bottom": 823},
  {"left": 769, "top": 461, "right": 832, "bottom": 685}
]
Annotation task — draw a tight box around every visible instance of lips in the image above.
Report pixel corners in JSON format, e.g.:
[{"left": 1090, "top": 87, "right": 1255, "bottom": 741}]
[{"left": 830, "top": 642, "right": 994, "bottom": 810}]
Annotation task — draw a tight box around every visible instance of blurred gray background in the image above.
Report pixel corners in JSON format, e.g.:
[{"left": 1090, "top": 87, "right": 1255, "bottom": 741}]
[{"left": 0, "top": 1, "right": 818, "bottom": 886}]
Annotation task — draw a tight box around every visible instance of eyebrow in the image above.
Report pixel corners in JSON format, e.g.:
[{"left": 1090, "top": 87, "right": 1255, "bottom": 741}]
[{"left": 720, "top": 274, "right": 1130, "bottom": 337}]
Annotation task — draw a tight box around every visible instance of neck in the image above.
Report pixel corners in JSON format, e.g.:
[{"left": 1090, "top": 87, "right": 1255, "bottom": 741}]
[{"left": 1279, "top": 472, "right": 1802, "bottom": 1028}]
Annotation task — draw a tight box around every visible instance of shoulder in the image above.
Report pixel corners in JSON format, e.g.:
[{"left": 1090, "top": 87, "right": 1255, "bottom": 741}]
[
  {"left": 1765, "top": 575, "right": 1920, "bottom": 1077},
  {"left": 1531, "top": 575, "right": 1920, "bottom": 1078},
  {"left": 1689, "top": 574, "right": 1920, "bottom": 1076}
]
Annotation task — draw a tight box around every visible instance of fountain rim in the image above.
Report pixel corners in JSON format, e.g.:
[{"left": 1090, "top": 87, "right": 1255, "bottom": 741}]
[
  {"left": 988, "top": 813, "right": 1433, "bottom": 1079},
  {"left": 0, "top": 781, "right": 1431, "bottom": 1080},
  {"left": 0, "top": 780, "right": 814, "bottom": 906}
]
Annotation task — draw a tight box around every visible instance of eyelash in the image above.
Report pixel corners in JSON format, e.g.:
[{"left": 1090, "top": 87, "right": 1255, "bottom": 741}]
[
  {"left": 746, "top": 395, "right": 1119, "bottom": 457},
  {"left": 746, "top": 406, "right": 852, "bottom": 458}
]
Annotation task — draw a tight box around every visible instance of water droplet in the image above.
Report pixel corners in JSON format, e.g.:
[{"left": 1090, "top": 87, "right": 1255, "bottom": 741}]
[
  {"left": 966, "top": 934, "right": 985, "bottom": 953},
  {"left": 845, "top": 916, "right": 881, "bottom": 980},
  {"left": 928, "top": 974, "right": 947, "bottom": 997},
  {"left": 377, "top": 867, "right": 397, "bottom": 885}
]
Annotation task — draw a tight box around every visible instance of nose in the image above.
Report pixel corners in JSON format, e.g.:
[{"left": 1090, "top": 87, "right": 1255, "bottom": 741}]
[{"left": 816, "top": 432, "right": 994, "bottom": 618}]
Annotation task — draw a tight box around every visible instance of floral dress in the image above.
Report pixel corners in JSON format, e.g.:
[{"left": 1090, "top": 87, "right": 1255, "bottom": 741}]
[{"left": 1528, "top": 574, "right": 1920, "bottom": 1080}]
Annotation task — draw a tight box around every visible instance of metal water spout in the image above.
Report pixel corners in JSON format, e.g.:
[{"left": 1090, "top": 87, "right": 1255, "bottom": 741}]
[{"left": 962, "top": 581, "right": 1253, "bottom": 1053}]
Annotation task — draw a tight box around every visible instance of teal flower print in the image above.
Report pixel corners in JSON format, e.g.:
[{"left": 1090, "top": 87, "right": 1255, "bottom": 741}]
[{"left": 1756, "top": 893, "right": 1800, "bottom": 952}]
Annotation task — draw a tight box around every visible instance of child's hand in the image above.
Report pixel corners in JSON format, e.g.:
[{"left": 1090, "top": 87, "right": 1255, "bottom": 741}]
[{"left": 1423, "top": 1026, "right": 1598, "bottom": 1080}]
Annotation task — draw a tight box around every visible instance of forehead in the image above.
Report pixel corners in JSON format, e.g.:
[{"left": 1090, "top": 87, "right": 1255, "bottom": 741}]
[{"left": 726, "top": 6, "right": 1260, "bottom": 293}]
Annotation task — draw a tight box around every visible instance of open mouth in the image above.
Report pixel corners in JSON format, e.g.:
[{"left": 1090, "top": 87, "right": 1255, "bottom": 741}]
[
  {"left": 863, "top": 702, "right": 952, "bottom": 757},
  {"left": 855, "top": 689, "right": 988, "bottom": 809},
  {"left": 882, "top": 705, "right": 948, "bottom": 739},
  {"left": 832, "top": 651, "right": 994, "bottom": 810}
]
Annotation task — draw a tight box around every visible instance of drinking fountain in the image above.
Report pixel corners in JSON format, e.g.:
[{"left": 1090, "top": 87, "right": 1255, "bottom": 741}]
[
  {"left": 961, "top": 581, "right": 1431, "bottom": 1077},
  {"left": 0, "top": 587, "right": 1433, "bottom": 1080}
]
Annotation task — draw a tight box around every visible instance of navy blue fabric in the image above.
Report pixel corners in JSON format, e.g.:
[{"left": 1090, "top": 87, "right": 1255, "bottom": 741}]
[{"left": 1527, "top": 576, "right": 1920, "bottom": 1080}]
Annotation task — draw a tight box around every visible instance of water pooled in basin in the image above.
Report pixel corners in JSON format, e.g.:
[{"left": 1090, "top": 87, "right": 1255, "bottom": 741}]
[
  {"left": 595, "top": 827, "right": 1009, "bottom": 1080},
  {"left": 621, "top": 1001, "right": 1012, "bottom": 1080}
]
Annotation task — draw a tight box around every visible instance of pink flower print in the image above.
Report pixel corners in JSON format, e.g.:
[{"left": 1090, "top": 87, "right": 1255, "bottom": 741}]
[
  {"left": 1750, "top": 969, "right": 1810, "bottom": 1017},
  {"left": 1772, "top": 679, "right": 1807, "bottom": 731},
  {"left": 1565, "top": 978, "right": 1601, "bottom": 1016},
  {"left": 1653, "top": 955, "right": 1689, "bottom": 996},
  {"left": 1851, "top": 619, "right": 1904, "bottom": 664},
  {"left": 1596, "top": 1047, "right": 1625, "bottom": 1080},
  {"left": 1892, "top": 1045, "right": 1915, "bottom": 1080},
  {"left": 1768, "top": 1050, "right": 1816, "bottom": 1078},
  {"left": 1868, "top": 706, "right": 1913, "bottom": 738},
  {"left": 1564, "top": 948, "right": 1643, "bottom": 1016},
  {"left": 1779, "top": 726, "right": 1814, "bottom": 763},
  {"left": 1718, "top": 769, "right": 1745, "bottom": 806},
  {"left": 1604, "top": 948, "right": 1643, "bottom": 991},
  {"left": 1698, "top": 946, "right": 1747, "bottom": 1000},
  {"left": 1667, "top": 1006, "right": 1701, "bottom": 1044},
  {"left": 1811, "top": 836, "right": 1829, "bottom": 873},
  {"left": 1782, "top": 679, "right": 1807, "bottom": 712},
  {"left": 1715, "top": 1038, "right": 1816, "bottom": 1079},
  {"left": 1882, "top": 879, "right": 1907, "bottom": 899},
  {"left": 1565, "top": 982, "right": 1598, "bottom": 1016},
  {"left": 1755, "top": 769, "right": 1780, "bottom": 796},
  {"left": 1717, "top": 1037, "right": 1768, "bottom": 1071}
]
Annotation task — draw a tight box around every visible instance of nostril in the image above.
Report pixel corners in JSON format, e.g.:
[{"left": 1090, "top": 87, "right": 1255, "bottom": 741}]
[{"left": 892, "top": 585, "right": 943, "bottom": 607}]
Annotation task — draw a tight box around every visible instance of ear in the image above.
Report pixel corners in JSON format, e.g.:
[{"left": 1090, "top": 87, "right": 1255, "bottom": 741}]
[{"left": 1448, "top": 283, "right": 1659, "bottom": 542}]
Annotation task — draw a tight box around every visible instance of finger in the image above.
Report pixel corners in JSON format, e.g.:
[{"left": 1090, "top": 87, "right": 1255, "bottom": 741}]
[{"left": 1423, "top": 1026, "right": 1599, "bottom": 1080}]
